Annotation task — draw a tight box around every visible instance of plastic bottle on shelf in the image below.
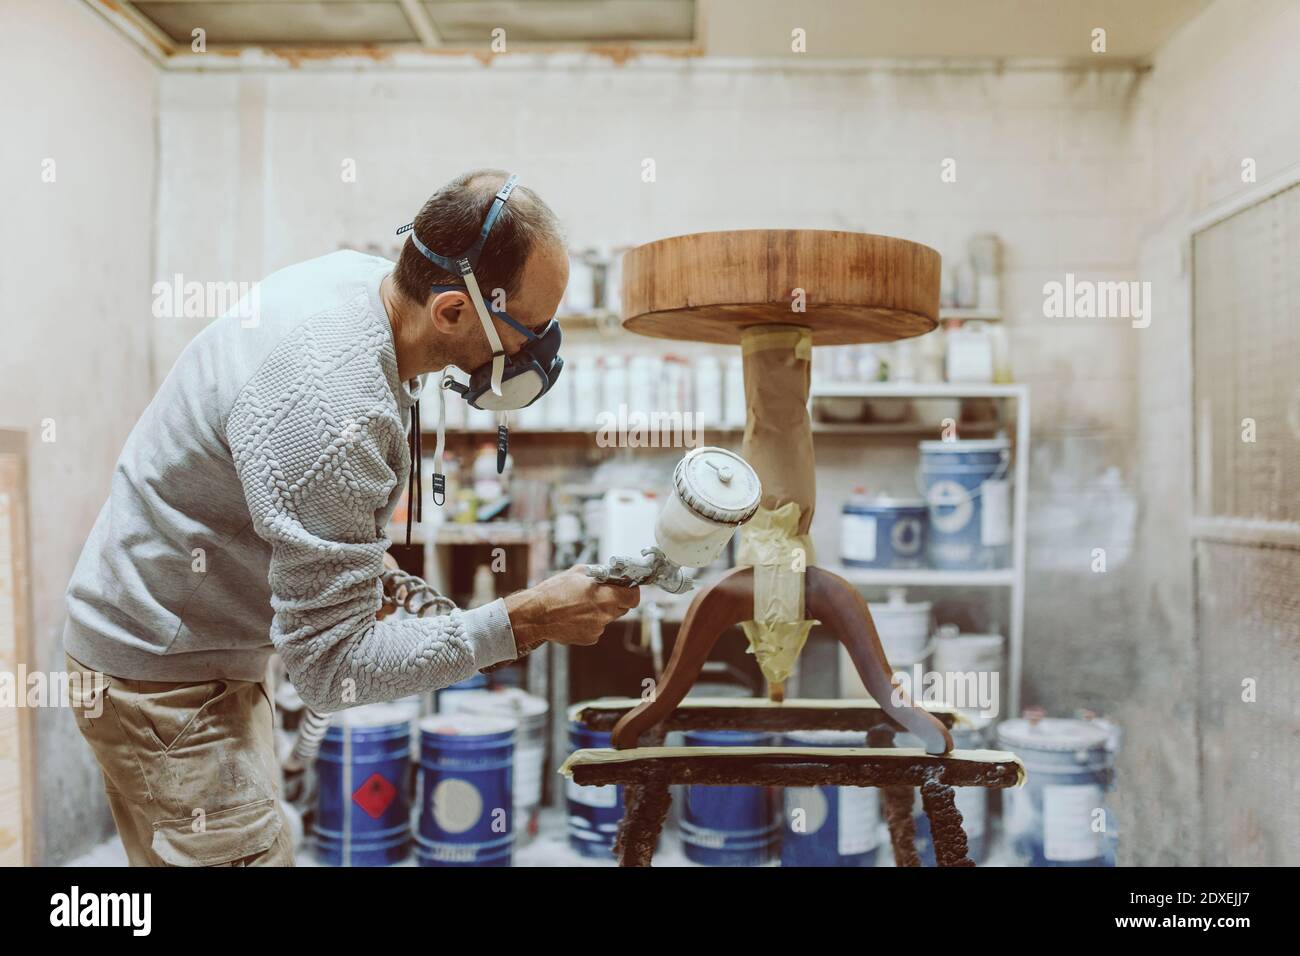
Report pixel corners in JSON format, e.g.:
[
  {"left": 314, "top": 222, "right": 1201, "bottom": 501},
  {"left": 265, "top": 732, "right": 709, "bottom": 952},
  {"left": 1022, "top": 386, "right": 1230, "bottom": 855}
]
[
  {"left": 565, "top": 249, "right": 596, "bottom": 314},
  {"left": 601, "top": 355, "right": 627, "bottom": 418},
  {"left": 954, "top": 261, "right": 978, "bottom": 310},
  {"left": 572, "top": 353, "right": 601, "bottom": 431},
  {"left": 940, "top": 263, "right": 956, "bottom": 310},
  {"left": 472, "top": 444, "right": 509, "bottom": 503},
  {"left": 694, "top": 355, "right": 724, "bottom": 428},
  {"left": 468, "top": 564, "right": 496, "bottom": 609},
  {"left": 946, "top": 321, "right": 995, "bottom": 383},
  {"left": 892, "top": 340, "right": 918, "bottom": 383},
  {"left": 855, "top": 346, "right": 882, "bottom": 383},
  {"left": 542, "top": 351, "right": 574, "bottom": 428},
  {"left": 627, "top": 354, "right": 659, "bottom": 416},
  {"left": 989, "top": 324, "right": 1013, "bottom": 383},
  {"left": 723, "top": 355, "right": 747, "bottom": 428},
  {"left": 662, "top": 355, "right": 692, "bottom": 415},
  {"left": 833, "top": 346, "right": 857, "bottom": 382},
  {"left": 916, "top": 332, "right": 946, "bottom": 384},
  {"left": 604, "top": 247, "right": 624, "bottom": 314}
]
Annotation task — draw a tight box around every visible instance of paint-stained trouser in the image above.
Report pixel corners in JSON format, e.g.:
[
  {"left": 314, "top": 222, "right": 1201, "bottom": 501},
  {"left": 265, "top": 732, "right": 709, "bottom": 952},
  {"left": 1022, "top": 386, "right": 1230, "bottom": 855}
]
[{"left": 65, "top": 653, "right": 294, "bottom": 867}]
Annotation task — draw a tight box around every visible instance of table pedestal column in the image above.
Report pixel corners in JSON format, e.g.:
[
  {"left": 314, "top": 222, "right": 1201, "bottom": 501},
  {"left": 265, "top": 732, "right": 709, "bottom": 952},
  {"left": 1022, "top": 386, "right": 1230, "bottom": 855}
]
[{"left": 736, "top": 326, "right": 818, "bottom": 701}]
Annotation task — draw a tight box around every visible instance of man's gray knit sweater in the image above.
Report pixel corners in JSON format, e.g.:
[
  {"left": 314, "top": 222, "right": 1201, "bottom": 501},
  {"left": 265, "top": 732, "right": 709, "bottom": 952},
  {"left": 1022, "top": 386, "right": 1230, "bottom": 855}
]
[{"left": 63, "top": 251, "right": 517, "bottom": 711}]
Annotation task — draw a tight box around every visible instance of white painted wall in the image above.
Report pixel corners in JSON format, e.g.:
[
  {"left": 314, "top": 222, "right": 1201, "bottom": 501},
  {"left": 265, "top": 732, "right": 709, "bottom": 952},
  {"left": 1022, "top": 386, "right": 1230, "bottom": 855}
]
[
  {"left": 0, "top": 0, "right": 158, "bottom": 863},
  {"left": 1126, "top": 0, "right": 1300, "bottom": 864},
  {"left": 154, "top": 59, "right": 1147, "bottom": 729}
]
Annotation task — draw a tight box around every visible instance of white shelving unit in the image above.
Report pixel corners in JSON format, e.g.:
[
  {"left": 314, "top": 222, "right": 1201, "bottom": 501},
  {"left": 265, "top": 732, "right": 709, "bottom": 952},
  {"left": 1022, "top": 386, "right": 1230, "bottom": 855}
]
[
  {"left": 938, "top": 308, "right": 1001, "bottom": 322},
  {"left": 809, "top": 382, "right": 1030, "bottom": 719}
]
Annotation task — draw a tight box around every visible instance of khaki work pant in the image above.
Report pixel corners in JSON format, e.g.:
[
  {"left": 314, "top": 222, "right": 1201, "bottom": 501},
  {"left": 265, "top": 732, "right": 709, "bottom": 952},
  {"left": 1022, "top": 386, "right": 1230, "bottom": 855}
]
[{"left": 66, "top": 653, "right": 294, "bottom": 867}]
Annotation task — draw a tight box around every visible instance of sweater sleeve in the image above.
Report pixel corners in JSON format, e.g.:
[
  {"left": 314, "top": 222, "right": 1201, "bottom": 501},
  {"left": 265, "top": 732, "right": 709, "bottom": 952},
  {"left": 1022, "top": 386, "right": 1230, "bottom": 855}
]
[{"left": 226, "top": 390, "right": 517, "bottom": 713}]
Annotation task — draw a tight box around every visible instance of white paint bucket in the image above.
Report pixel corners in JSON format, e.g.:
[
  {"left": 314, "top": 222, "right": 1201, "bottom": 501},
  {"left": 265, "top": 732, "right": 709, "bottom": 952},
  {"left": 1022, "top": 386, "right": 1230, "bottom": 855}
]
[
  {"left": 868, "top": 588, "right": 933, "bottom": 665},
  {"left": 838, "top": 589, "right": 931, "bottom": 700},
  {"left": 931, "top": 629, "right": 1004, "bottom": 721},
  {"left": 933, "top": 629, "right": 1004, "bottom": 675},
  {"left": 997, "top": 717, "right": 1116, "bottom": 866},
  {"left": 600, "top": 489, "right": 660, "bottom": 560},
  {"left": 838, "top": 646, "right": 932, "bottom": 700}
]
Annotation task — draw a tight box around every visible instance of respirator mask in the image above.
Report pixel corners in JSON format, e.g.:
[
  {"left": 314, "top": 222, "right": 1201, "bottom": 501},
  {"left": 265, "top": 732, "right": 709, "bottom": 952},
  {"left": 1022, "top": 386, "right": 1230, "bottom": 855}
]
[{"left": 395, "top": 173, "right": 564, "bottom": 539}]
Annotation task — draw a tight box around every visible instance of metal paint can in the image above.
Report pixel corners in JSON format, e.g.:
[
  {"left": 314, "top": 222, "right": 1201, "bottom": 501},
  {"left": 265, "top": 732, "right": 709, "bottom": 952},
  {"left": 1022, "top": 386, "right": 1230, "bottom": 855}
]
[
  {"left": 919, "top": 438, "right": 1011, "bottom": 570},
  {"left": 436, "top": 672, "right": 488, "bottom": 713},
  {"left": 840, "top": 589, "right": 932, "bottom": 697},
  {"left": 565, "top": 719, "right": 625, "bottom": 859},
  {"left": 681, "top": 730, "right": 780, "bottom": 867},
  {"left": 415, "top": 714, "right": 516, "bottom": 867},
  {"left": 932, "top": 628, "right": 1004, "bottom": 718},
  {"left": 450, "top": 688, "right": 549, "bottom": 846},
  {"left": 997, "top": 717, "right": 1116, "bottom": 867},
  {"left": 780, "top": 730, "right": 880, "bottom": 867},
  {"left": 315, "top": 701, "right": 418, "bottom": 867},
  {"left": 840, "top": 494, "right": 928, "bottom": 569}
]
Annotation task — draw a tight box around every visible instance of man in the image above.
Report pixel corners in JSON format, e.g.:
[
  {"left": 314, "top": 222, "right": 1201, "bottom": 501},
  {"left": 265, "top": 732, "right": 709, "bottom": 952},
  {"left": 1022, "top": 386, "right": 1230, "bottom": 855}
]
[{"left": 63, "top": 170, "right": 638, "bottom": 866}]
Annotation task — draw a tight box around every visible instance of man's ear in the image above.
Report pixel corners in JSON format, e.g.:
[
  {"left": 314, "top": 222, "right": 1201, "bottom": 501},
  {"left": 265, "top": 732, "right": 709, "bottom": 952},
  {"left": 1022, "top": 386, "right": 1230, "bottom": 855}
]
[{"left": 429, "top": 290, "right": 470, "bottom": 335}]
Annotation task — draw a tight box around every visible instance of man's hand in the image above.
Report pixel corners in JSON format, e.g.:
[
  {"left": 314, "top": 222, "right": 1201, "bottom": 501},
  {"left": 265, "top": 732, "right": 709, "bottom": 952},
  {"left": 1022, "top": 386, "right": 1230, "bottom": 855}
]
[{"left": 504, "top": 566, "right": 640, "bottom": 651}]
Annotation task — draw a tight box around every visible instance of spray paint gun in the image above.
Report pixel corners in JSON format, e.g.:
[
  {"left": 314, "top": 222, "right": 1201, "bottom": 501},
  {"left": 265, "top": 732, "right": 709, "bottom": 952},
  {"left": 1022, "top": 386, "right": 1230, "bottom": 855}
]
[{"left": 587, "top": 446, "right": 762, "bottom": 593}]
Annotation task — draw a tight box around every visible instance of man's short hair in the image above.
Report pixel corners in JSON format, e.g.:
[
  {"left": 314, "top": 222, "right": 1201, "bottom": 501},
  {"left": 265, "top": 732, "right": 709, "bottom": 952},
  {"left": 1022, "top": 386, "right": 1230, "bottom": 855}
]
[{"left": 393, "top": 169, "right": 563, "bottom": 309}]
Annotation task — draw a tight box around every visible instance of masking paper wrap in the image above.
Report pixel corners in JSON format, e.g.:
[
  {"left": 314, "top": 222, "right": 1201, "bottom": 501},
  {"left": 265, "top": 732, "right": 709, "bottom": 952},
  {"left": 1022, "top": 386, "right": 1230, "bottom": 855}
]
[{"left": 736, "top": 326, "right": 819, "bottom": 691}]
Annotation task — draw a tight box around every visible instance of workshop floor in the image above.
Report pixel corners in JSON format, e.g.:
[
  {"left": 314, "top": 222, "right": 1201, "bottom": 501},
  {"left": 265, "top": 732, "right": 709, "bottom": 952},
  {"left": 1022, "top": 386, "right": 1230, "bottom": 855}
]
[{"left": 65, "top": 805, "right": 1017, "bottom": 867}]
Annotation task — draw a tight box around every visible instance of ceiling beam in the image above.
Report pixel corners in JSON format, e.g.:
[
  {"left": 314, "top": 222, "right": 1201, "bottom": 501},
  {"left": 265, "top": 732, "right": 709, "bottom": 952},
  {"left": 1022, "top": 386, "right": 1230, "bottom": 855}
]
[
  {"left": 83, "top": 0, "right": 176, "bottom": 62},
  {"left": 398, "top": 0, "right": 442, "bottom": 47}
]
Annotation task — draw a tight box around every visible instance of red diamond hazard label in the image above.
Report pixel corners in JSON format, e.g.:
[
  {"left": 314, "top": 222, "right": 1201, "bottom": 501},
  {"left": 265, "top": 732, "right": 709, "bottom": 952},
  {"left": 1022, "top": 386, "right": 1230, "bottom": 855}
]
[{"left": 353, "top": 772, "right": 397, "bottom": 819}]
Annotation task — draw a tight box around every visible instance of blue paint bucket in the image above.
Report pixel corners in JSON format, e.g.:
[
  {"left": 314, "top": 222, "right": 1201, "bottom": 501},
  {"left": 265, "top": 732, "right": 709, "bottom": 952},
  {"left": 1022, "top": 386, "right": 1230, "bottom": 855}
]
[
  {"left": 415, "top": 713, "right": 516, "bottom": 867},
  {"left": 780, "top": 730, "right": 880, "bottom": 867},
  {"left": 316, "top": 701, "right": 418, "bottom": 867},
  {"left": 453, "top": 688, "right": 549, "bottom": 846},
  {"left": 681, "top": 730, "right": 780, "bottom": 867},
  {"left": 565, "top": 719, "right": 625, "bottom": 860},
  {"left": 840, "top": 493, "right": 928, "bottom": 569},
  {"left": 436, "top": 672, "right": 488, "bottom": 713},
  {"left": 997, "top": 718, "right": 1117, "bottom": 867},
  {"left": 896, "top": 727, "right": 990, "bottom": 865},
  {"left": 919, "top": 439, "right": 1011, "bottom": 570}
]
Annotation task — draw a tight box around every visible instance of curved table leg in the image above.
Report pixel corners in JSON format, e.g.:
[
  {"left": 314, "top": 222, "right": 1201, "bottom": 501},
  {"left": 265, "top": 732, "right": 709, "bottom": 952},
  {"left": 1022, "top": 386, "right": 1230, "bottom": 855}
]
[
  {"left": 807, "top": 567, "right": 953, "bottom": 755},
  {"left": 611, "top": 565, "right": 952, "bottom": 755},
  {"left": 611, "top": 567, "right": 754, "bottom": 749}
]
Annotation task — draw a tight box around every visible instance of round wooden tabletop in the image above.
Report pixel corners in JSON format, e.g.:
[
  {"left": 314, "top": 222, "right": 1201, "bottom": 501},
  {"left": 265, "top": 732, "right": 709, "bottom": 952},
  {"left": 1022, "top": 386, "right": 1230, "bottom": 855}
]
[{"left": 620, "top": 229, "right": 941, "bottom": 346}]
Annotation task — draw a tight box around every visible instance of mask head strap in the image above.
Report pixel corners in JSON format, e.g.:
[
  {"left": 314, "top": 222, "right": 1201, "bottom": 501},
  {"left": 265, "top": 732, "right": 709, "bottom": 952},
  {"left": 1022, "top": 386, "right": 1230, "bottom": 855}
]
[{"left": 397, "top": 174, "right": 523, "bottom": 397}]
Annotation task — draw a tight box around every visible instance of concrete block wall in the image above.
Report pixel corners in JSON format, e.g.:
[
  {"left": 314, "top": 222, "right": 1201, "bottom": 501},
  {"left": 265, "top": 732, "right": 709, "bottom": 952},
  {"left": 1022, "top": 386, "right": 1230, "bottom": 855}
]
[
  {"left": 0, "top": 0, "right": 159, "bottom": 864},
  {"left": 1126, "top": 0, "right": 1300, "bottom": 865}
]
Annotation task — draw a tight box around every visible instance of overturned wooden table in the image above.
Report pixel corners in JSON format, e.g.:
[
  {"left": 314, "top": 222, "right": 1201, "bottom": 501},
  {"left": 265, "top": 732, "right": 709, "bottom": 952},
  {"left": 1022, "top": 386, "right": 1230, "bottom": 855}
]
[
  {"left": 564, "top": 698, "right": 1025, "bottom": 867},
  {"left": 586, "top": 230, "right": 1023, "bottom": 866}
]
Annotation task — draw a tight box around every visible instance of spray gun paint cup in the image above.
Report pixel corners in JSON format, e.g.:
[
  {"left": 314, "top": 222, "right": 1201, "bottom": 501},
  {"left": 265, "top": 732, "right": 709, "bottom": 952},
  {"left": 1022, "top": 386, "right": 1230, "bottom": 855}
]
[{"left": 654, "top": 446, "right": 762, "bottom": 567}]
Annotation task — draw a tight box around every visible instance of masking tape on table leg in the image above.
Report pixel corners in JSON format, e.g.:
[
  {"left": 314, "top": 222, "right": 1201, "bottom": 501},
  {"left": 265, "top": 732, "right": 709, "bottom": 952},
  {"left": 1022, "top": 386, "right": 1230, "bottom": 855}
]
[
  {"left": 736, "top": 504, "right": 819, "bottom": 686},
  {"left": 739, "top": 326, "right": 813, "bottom": 361}
]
